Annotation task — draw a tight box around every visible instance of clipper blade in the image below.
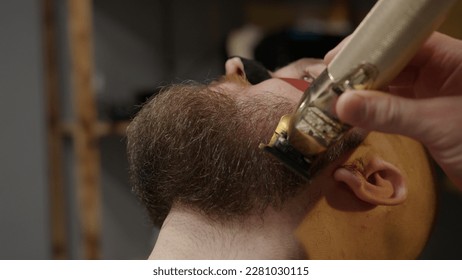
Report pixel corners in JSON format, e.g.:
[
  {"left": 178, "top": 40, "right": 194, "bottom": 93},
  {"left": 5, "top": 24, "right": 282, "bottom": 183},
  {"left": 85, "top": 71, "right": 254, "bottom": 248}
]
[
  {"left": 259, "top": 132, "right": 311, "bottom": 181},
  {"left": 259, "top": 115, "right": 312, "bottom": 181}
]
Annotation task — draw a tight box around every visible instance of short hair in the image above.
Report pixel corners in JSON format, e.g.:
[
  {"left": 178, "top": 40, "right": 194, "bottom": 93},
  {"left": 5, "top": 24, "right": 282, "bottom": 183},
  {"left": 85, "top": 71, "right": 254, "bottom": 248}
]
[{"left": 126, "top": 82, "right": 305, "bottom": 226}]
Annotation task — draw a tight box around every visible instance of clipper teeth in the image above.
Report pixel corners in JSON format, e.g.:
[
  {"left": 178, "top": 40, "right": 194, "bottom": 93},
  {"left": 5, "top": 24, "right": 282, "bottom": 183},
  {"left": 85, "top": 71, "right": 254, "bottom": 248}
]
[{"left": 259, "top": 133, "right": 311, "bottom": 181}]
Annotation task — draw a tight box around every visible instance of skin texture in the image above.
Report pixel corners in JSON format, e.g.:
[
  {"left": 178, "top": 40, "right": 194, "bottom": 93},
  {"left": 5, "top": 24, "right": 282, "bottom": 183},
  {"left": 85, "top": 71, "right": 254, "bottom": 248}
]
[
  {"left": 325, "top": 32, "right": 462, "bottom": 189},
  {"left": 127, "top": 58, "right": 436, "bottom": 259},
  {"left": 297, "top": 133, "right": 436, "bottom": 259}
]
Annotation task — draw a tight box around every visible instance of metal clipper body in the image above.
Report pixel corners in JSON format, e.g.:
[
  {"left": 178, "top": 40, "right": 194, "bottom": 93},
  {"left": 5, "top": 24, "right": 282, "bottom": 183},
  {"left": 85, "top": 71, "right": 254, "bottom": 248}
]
[
  {"left": 261, "top": 0, "right": 457, "bottom": 180},
  {"left": 289, "top": 63, "right": 378, "bottom": 157}
]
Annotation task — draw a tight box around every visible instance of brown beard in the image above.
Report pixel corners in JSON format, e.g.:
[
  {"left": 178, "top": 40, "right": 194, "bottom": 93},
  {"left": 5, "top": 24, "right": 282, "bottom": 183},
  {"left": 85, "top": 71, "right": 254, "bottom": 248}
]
[{"left": 127, "top": 82, "right": 305, "bottom": 226}]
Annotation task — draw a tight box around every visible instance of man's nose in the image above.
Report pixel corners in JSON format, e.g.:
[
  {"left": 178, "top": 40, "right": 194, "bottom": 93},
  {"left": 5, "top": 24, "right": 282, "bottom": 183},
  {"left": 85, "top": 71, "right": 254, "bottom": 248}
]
[
  {"left": 225, "top": 57, "right": 245, "bottom": 76},
  {"left": 225, "top": 56, "right": 272, "bottom": 85}
]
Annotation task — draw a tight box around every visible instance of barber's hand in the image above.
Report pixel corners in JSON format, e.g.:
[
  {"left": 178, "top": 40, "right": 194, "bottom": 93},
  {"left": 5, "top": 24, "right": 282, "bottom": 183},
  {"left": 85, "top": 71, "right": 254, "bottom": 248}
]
[{"left": 324, "top": 32, "right": 462, "bottom": 189}]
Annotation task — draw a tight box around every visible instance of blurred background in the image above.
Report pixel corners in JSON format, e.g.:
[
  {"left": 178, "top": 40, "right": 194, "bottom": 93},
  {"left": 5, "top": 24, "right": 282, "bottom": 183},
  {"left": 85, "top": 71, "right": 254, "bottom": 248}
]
[{"left": 1, "top": 0, "right": 462, "bottom": 259}]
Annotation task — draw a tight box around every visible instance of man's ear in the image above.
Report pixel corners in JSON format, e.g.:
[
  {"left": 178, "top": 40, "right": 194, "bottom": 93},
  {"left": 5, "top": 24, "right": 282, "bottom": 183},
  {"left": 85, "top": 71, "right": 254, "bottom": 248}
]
[{"left": 333, "top": 157, "right": 407, "bottom": 206}]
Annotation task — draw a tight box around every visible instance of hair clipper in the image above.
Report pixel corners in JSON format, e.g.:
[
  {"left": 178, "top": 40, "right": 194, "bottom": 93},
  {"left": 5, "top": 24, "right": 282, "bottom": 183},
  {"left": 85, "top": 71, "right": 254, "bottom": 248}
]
[{"left": 260, "top": 0, "right": 456, "bottom": 180}]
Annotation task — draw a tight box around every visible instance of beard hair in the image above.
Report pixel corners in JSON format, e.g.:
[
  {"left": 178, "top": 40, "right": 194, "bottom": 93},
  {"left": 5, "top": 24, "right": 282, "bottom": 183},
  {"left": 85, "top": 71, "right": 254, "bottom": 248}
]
[{"left": 127, "top": 82, "right": 305, "bottom": 226}]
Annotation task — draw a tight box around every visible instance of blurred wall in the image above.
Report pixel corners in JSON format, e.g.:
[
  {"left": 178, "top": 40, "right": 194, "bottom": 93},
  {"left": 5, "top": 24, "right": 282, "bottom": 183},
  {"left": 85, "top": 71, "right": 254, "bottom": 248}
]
[{"left": 0, "top": 1, "right": 50, "bottom": 259}]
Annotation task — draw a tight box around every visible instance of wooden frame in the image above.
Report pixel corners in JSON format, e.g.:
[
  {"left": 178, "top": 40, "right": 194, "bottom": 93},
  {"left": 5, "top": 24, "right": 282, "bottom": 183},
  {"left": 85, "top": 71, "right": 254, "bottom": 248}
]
[
  {"left": 43, "top": 0, "right": 68, "bottom": 260},
  {"left": 67, "top": 0, "right": 101, "bottom": 260}
]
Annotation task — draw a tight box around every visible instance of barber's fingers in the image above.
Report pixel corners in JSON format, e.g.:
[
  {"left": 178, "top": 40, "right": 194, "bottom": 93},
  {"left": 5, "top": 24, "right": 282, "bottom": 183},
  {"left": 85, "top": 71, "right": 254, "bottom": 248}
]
[
  {"left": 335, "top": 90, "right": 457, "bottom": 146},
  {"left": 337, "top": 90, "right": 462, "bottom": 189}
]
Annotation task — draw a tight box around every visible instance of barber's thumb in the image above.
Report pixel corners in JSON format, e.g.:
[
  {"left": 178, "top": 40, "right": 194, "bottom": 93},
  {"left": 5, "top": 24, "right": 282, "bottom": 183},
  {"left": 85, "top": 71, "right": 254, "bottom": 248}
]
[{"left": 335, "top": 90, "right": 426, "bottom": 138}]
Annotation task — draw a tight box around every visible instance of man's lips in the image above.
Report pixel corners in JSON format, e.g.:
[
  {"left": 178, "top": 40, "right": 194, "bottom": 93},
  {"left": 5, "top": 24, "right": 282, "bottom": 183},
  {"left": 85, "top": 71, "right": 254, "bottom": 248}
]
[{"left": 278, "top": 78, "right": 311, "bottom": 92}]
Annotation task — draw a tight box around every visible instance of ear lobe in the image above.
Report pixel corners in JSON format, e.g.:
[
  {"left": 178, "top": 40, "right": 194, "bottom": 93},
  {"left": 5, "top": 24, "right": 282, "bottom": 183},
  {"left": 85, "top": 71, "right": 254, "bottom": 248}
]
[{"left": 334, "top": 158, "right": 407, "bottom": 206}]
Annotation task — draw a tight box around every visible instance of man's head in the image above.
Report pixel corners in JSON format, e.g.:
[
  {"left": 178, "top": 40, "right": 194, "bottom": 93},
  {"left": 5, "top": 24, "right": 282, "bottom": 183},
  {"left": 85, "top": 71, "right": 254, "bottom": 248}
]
[{"left": 127, "top": 58, "right": 436, "bottom": 259}]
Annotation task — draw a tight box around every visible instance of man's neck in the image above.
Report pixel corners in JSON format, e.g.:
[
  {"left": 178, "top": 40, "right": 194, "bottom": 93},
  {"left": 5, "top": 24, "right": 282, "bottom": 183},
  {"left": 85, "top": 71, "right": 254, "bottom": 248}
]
[{"left": 149, "top": 206, "right": 307, "bottom": 259}]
